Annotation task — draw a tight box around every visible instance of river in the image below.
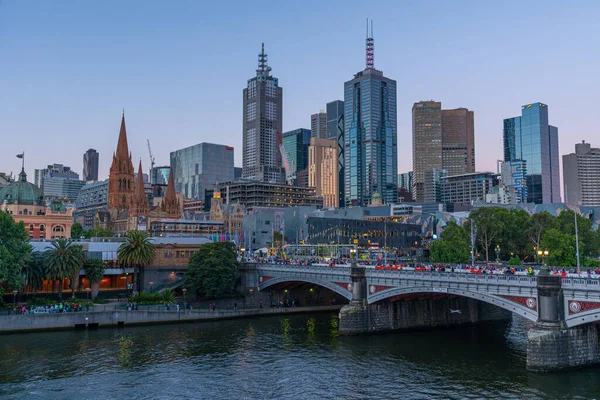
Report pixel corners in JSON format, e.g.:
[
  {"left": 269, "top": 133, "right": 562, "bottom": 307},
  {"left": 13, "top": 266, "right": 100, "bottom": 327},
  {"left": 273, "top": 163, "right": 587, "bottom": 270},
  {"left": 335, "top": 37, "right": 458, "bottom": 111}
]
[{"left": 1, "top": 313, "right": 599, "bottom": 399}]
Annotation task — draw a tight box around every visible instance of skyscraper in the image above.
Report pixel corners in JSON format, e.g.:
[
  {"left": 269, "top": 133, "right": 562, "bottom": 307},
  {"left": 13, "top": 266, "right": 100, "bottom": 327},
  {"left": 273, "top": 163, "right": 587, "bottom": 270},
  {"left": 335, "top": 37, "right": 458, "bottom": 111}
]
[
  {"left": 503, "top": 102, "right": 560, "bottom": 204},
  {"left": 83, "top": 149, "right": 99, "bottom": 182},
  {"left": 563, "top": 141, "right": 600, "bottom": 206},
  {"left": 326, "top": 100, "right": 345, "bottom": 207},
  {"left": 311, "top": 111, "right": 327, "bottom": 139},
  {"left": 344, "top": 21, "right": 397, "bottom": 206},
  {"left": 441, "top": 108, "right": 475, "bottom": 176},
  {"left": 282, "top": 128, "right": 311, "bottom": 186},
  {"left": 308, "top": 137, "right": 338, "bottom": 207},
  {"left": 412, "top": 101, "right": 442, "bottom": 202},
  {"left": 242, "top": 43, "right": 284, "bottom": 184}
]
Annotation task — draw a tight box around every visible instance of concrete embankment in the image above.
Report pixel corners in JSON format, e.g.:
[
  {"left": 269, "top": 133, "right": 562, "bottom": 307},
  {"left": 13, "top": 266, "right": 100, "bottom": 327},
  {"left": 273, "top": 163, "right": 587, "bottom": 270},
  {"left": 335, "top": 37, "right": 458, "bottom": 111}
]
[{"left": 0, "top": 305, "right": 343, "bottom": 334}]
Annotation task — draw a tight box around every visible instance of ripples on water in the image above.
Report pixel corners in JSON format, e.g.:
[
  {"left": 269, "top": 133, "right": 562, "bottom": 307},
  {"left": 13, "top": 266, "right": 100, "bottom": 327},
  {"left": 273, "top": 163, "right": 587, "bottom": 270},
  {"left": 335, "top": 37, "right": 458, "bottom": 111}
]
[{"left": 1, "top": 314, "right": 600, "bottom": 399}]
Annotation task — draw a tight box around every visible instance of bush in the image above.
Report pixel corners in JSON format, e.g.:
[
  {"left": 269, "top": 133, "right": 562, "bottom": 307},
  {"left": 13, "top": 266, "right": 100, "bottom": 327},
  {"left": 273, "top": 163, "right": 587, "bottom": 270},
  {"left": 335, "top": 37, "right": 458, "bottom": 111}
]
[
  {"left": 128, "top": 291, "right": 174, "bottom": 305},
  {"left": 93, "top": 298, "right": 109, "bottom": 304},
  {"left": 507, "top": 255, "right": 523, "bottom": 266}
]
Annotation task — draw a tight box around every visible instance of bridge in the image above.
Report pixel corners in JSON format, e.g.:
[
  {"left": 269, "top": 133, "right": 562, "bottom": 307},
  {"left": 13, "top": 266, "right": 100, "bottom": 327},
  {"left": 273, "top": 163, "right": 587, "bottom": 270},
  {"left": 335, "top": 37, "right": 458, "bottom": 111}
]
[{"left": 255, "top": 263, "right": 600, "bottom": 371}]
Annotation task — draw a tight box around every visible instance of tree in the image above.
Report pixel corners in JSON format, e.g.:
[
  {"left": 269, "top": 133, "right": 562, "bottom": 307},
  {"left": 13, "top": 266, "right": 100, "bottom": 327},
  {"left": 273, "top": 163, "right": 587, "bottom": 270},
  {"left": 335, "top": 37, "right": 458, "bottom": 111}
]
[
  {"left": 24, "top": 251, "right": 46, "bottom": 293},
  {"left": 507, "top": 255, "right": 522, "bottom": 266},
  {"left": 468, "top": 207, "right": 505, "bottom": 262},
  {"left": 117, "top": 230, "right": 156, "bottom": 293},
  {"left": 555, "top": 210, "right": 598, "bottom": 257},
  {"left": 85, "top": 227, "right": 112, "bottom": 239},
  {"left": 44, "top": 238, "right": 85, "bottom": 301},
  {"left": 497, "top": 209, "right": 530, "bottom": 259},
  {"left": 540, "top": 228, "right": 577, "bottom": 267},
  {"left": 71, "top": 222, "right": 85, "bottom": 239},
  {"left": 0, "top": 211, "right": 31, "bottom": 295},
  {"left": 184, "top": 242, "right": 239, "bottom": 298},
  {"left": 84, "top": 258, "right": 105, "bottom": 301},
  {"left": 429, "top": 222, "right": 470, "bottom": 264},
  {"left": 525, "top": 211, "right": 556, "bottom": 253}
]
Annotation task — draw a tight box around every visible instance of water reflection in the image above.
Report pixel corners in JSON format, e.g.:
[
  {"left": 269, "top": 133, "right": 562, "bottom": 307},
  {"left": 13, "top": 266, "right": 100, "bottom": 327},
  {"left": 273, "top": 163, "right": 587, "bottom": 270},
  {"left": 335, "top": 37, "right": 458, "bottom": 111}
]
[{"left": 0, "top": 314, "right": 599, "bottom": 399}]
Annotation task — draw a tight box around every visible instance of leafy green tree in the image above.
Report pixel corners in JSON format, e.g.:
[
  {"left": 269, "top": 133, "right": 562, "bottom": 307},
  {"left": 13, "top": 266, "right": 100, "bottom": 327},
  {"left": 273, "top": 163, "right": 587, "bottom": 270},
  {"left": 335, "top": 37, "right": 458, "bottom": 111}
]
[
  {"left": 468, "top": 207, "right": 505, "bottom": 262},
  {"left": 507, "top": 255, "right": 523, "bottom": 266},
  {"left": 71, "top": 222, "right": 85, "bottom": 239},
  {"left": 184, "top": 242, "right": 239, "bottom": 298},
  {"left": 555, "top": 210, "right": 597, "bottom": 257},
  {"left": 0, "top": 211, "right": 31, "bottom": 295},
  {"left": 540, "top": 228, "right": 577, "bottom": 267},
  {"left": 429, "top": 222, "right": 470, "bottom": 263},
  {"left": 85, "top": 227, "right": 113, "bottom": 238},
  {"left": 525, "top": 211, "right": 556, "bottom": 253},
  {"left": 44, "top": 238, "right": 85, "bottom": 301},
  {"left": 117, "top": 230, "right": 156, "bottom": 293},
  {"left": 497, "top": 209, "right": 530, "bottom": 259},
  {"left": 84, "top": 258, "right": 105, "bottom": 301}
]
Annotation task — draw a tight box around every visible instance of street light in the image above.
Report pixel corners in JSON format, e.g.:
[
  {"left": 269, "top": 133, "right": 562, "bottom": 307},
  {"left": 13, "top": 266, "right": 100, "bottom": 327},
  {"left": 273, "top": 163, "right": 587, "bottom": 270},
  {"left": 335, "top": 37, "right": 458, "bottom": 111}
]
[
  {"left": 149, "top": 281, "right": 154, "bottom": 292},
  {"left": 495, "top": 245, "right": 501, "bottom": 263},
  {"left": 249, "top": 288, "right": 254, "bottom": 309},
  {"left": 12, "top": 290, "right": 18, "bottom": 309},
  {"left": 182, "top": 288, "right": 187, "bottom": 310}
]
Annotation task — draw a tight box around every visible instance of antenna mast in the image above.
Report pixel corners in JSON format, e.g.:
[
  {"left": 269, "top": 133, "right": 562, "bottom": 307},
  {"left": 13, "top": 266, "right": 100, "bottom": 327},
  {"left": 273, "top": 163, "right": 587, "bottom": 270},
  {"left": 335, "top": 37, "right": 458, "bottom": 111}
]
[{"left": 366, "top": 19, "right": 374, "bottom": 69}]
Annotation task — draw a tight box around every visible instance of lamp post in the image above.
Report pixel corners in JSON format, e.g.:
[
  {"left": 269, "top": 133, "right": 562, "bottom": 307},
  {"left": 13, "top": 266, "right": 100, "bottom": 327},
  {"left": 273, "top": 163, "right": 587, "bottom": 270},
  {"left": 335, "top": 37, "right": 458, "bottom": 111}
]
[
  {"left": 149, "top": 281, "right": 154, "bottom": 293},
  {"left": 85, "top": 287, "right": 91, "bottom": 302},
  {"left": 182, "top": 288, "right": 187, "bottom": 310},
  {"left": 537, "top": 249, "right": 550, "bottom": 269},
  {"left": 249, "top": 288, "right": 254, "bottom": 309},
  {"left": 12, "top": 290, "right": 18, "bottom": 309},
  {"left": 495, "top": 245, "right": 501, "bottom": 263}
]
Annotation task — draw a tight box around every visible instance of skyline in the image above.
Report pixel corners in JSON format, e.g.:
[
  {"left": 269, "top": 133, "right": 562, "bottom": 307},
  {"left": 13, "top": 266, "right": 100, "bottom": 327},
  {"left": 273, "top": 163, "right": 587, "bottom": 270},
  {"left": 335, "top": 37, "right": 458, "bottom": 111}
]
[{"left": 2, "top": 1, "right": 599, "bottom": 185}]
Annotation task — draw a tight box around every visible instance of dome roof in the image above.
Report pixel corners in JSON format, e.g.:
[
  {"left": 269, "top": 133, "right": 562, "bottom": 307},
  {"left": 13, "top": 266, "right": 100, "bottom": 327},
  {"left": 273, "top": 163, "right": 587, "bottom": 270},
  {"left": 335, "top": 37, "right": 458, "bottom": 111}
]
[{"left": 0, "top": 169, "right": 44, "bottom": 206}]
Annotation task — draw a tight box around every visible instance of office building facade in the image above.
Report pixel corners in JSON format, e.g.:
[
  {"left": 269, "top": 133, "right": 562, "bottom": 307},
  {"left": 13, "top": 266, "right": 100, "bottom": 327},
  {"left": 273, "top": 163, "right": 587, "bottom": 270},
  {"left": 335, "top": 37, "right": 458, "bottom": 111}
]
[
  {"left": 34, "top": 163, "right": 79, "bottom": 191},
  {"left": 308, "top": 138, "right": 339, "bottom": 208},
  {"left": 282, "top": 128, "right": 311, "bottom": 186},
  {"left": 344, "top": 26, "right": 397, "bottom": 206},
  {"left": 412, "top": 101, "right": 442, "bottom": 202},
  {"left": 311, "top": 111, "right": 327, "bottom": 139},
  {"left": 74, "top": 179, "right": 109, "bottom": 229},
  {"left": 242, "top": 43, "right": 284, "bottom": 184},
  {"left": 563, "top": 141, "right": 600, "bottom": 206},
  {"left": 83, "top": 149, "right": 99, "bottom": 182},
  {"left": 441, "top": 108, "right": 475, "bottom": 176},
  {"left": 326, "top": 100, "right": 345, "bottom": 207},
  {"left": 503, "top": 102, "right": 560, "bottom": 204},
  {"left": 424, "top": 168, "right": 447, "bottom": 203},
  {"left": 170, "top": 143, "right": 235, "bottom": 201},
  {"left": 441, "top": 172, "right": 499, "bottom": 211}
]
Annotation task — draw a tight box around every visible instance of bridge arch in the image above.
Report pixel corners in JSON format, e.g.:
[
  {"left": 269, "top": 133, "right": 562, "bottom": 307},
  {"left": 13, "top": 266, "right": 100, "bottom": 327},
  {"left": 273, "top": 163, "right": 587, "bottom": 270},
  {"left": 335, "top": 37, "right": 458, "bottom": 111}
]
[
  {"left": 258, "top": 276, "right": 353, "bottom": 301},
  {"left": 368, "top": 285, "right": 538, "bottom": 322}
]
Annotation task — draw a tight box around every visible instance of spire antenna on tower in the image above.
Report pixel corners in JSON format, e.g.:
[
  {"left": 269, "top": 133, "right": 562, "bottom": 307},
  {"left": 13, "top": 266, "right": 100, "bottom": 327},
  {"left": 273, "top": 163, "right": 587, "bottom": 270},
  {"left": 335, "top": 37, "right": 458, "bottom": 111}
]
[
  {"left": 258, "top": 42, "right": 268, "bottom": 72},
  {"left": 366, "top": 18, "right": 374, "bottom": 70}
]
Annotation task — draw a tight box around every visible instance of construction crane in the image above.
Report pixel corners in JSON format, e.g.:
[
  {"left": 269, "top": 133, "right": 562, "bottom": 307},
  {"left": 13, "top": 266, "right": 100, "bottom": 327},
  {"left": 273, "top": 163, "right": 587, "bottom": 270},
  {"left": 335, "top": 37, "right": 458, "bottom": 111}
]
[
  {"left": 277, "top": 130, "right": 295, "bottom": 185},
  {"left": 147, "top": 139, "right": 156, "bottom": 182}
]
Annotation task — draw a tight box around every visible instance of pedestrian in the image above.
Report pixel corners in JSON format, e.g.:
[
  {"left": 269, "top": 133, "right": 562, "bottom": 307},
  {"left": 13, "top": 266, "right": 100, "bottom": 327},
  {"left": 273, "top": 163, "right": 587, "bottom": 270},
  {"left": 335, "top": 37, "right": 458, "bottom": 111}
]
[
  {"left": 176, "top": 304, "right": 180, "bottom": 312},
  {"left": 234, "top": 301, "right": 237, "bottom": 310}
]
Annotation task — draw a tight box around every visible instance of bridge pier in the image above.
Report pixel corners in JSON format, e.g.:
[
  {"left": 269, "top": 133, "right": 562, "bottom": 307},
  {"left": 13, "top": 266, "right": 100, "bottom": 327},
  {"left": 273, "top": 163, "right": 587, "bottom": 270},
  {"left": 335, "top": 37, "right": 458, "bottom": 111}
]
[{"left": 527, "top": 274, "right": 600, "bottom": 371}]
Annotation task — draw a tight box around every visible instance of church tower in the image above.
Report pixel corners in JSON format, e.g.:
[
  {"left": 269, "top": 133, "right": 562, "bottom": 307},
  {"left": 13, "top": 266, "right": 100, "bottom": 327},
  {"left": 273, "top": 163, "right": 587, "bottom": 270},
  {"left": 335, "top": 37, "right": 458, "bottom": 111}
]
[
  {"left": 130, "top": 160, "right": 149, "bottom": 217},
  {"left": 210, "top": 182, "right": 224, "bottom": 221},
  {"left": 108, "top": 114, "right": 135, "bottom": 209},
  {"left": 161, "top": 169, "right": 181, "bottom": 218}
]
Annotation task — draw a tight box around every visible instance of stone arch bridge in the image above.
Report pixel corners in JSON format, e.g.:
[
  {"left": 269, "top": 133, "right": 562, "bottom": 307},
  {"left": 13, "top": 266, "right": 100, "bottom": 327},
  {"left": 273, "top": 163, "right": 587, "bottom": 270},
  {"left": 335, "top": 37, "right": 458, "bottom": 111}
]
[{"left": 255, "top": 263, "right": 600, "bottom": 371}]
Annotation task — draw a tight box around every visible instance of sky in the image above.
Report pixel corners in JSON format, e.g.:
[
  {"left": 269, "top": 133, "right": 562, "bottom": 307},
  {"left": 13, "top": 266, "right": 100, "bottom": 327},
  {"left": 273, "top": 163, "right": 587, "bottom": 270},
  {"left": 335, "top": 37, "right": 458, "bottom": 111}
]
[{"left": 1, "top": 0, "right": 599, "bottom": 187}]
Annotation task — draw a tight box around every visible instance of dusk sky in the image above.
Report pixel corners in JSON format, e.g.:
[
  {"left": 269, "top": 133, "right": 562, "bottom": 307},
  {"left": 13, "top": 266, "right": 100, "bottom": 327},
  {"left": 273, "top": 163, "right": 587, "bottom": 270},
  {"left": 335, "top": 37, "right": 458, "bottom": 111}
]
[{"left": 2, "top": 1, "right": 599, "bottom": 185}]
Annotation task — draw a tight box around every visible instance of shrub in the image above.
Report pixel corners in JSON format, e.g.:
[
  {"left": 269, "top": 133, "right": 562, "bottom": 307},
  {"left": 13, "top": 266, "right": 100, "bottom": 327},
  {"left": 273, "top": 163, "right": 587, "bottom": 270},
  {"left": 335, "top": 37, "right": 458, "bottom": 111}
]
[{"left": 128, "top": 291, "right": 174, "bottom": 305}]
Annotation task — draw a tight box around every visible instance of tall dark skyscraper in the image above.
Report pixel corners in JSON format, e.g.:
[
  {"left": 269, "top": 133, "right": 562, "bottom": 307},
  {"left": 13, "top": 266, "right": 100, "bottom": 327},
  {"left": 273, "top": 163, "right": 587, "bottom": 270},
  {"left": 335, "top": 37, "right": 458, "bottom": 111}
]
[
  {"left": 242, "top": 43, "right": 284, "bottom": 184},
  {"left": 441, "top": 108, "right": 475, "bottom": 176},
  {"left": 326, "top": 100, "right": 345, "bottom": 207},
  {"left": 503, "top": 102, "right": 560, "bottom": 204},
  {"left": 311, "top": 111, "right": 327, "bottom": 139},
  {"left": 83, "top": 148, "right": 99, "bottom": 182},
  {"left": 412, "top": 101, "right": 441, "bottom": 202},
  {"left": 344, "top": 22, "right": 397, "bottom": 206}
]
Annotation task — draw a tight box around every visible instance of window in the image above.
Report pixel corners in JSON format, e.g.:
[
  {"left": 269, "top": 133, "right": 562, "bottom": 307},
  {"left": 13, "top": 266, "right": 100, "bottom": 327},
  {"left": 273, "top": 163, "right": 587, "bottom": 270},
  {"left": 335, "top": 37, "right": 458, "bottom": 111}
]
[
  {"left": 266, "top": 102, "right": 276, "bottom": 121},
  {"left": 40, "top": 224, "right": 45, "bottom": 232},
  {"left": 246, "top": 102, "right": 256, "bottom": 122},
  {"left": 29, "top": 224, "right": 34, "bottom": 231}
]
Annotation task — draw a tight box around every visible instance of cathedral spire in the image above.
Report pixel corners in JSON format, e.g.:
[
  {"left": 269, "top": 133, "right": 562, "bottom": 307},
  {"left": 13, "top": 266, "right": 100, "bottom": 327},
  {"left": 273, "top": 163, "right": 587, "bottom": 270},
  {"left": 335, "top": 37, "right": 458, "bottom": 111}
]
[
  {"left": 116, "top": 114, "right": 130, "bottom": 160},
  {"left": 130, "top": 160, "right": 148, "bottom": 217},
  {"left": 161, "top": 168, "right": 180, "bottom": 218},
  {"left": 135, "top": 160, "right": 145, "bottom": 199}
]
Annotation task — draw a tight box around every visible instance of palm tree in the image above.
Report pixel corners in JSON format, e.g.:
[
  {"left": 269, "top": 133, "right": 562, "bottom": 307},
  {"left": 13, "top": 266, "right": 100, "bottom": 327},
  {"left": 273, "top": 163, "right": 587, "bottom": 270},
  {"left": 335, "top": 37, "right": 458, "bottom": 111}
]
[
  {"left": 44, "top": 238, "right": 85, "bottom": 301},
  {"left": 24, "top": 251, "right": 46, "bottom": 293},
  {"left": 117, "top": 230, "right": 156, "bottom": 295},
  {"left": 84, "top": 258, "right": 105, "bottom": 301}
]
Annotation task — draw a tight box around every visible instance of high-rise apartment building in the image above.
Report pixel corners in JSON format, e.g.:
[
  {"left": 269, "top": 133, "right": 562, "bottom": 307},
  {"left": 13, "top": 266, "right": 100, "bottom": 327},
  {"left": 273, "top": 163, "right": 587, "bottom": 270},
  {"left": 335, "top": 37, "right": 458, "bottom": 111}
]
[
  {"left": 170, "top": 143, "right": 235, "bottom": 201},
  {"left": 441, "top": 108, "right": 475, "bottom": 176},
  {"left": 242, "top": 43, "right": 284, "bottom": 184},
  {"left": 326, "top": 100, "right": 345, "bottom": 207},
  {"left": 503, "top": 102, "right": 560, "bottom": 204},
  {"left": 412, "top": 101, "right": 442, "bottom": 202},
  {"left": 563, "top": 141, "right": 600, "bottom": 206},
  {"left": 282, "top": 128, "right": 311, "bottom": 186},
  {"left": 83, "top": 149, "right": 99, "bottom": 182},
  {"left": 308, "top": 138, "right": 339, "bottom": 208},
  {"left": 344, "top": 22, "right": 397, "bottom": 206},
  {"left": 311, "top": 111, "right": 327, "bottom": 139}
]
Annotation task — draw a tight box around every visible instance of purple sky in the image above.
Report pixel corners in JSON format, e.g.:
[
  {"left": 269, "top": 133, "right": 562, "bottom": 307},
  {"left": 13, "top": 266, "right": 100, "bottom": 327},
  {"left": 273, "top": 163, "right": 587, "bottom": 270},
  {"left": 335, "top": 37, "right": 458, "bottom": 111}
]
[{"left": 1, "top": 1, "right": 599, "bottom": 187}]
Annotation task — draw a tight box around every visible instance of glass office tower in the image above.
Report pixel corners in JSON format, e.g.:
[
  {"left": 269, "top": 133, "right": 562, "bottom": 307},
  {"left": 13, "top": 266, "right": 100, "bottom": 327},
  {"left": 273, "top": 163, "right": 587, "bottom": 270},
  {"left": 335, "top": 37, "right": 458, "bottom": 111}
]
[
  {"left": 282, "top": 128, "right": 311, "bottom": 186},
  {"left": 326, "top": 100, "right": 345, "bottom": 207},
  {"left": 503, "top": 103, "right": 560, "bottom": 204}
]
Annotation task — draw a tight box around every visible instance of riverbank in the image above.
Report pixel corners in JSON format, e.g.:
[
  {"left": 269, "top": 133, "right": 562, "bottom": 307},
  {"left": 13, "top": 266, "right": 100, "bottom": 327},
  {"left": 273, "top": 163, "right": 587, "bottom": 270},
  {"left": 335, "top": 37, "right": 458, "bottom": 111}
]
[{"left": 0, "top": 305, "right": 343, "bottom": 334}]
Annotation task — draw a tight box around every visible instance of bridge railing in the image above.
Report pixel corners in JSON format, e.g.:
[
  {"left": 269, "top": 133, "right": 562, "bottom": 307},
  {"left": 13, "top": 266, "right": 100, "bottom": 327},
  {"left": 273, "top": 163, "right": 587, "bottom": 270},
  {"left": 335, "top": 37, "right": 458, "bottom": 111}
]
[
  {"left": 367, "top": 269, "right": 537, "bottom": 286},
  {"left": 562, "top": 278, "right": 600, "bottom": 289}
]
